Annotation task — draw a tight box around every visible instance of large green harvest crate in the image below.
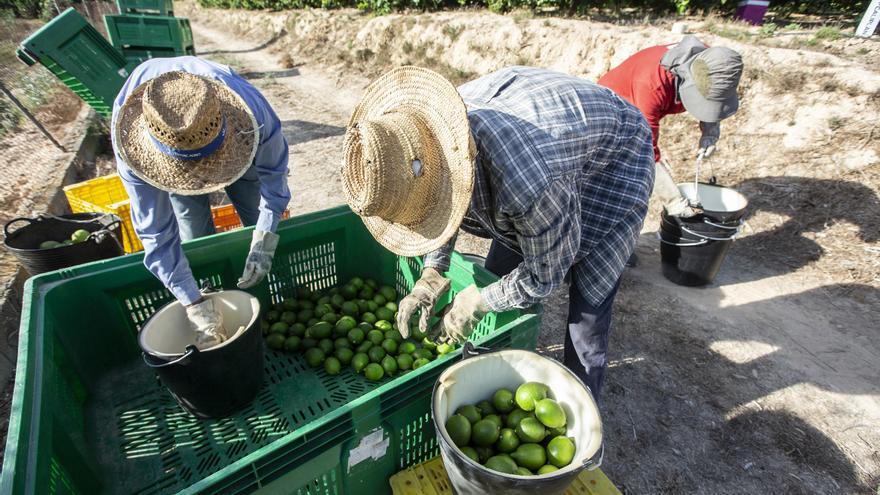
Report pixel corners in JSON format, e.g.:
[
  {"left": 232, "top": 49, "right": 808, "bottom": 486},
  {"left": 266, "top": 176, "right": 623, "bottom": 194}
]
[
  {"left": 0, "top": 206, "right": 541, "bottom": 494},
  {"left": 121, "top": 45, "right": 196, "bottom": 67},
  {"left": 104, "top": 14, "right": 194, "bottom": 51},
  {"left": 116, "top": 0, "right": 175, "bottom": 16},
  {"left": 17, "top": 8, "right": 131, "bottom": 118}
]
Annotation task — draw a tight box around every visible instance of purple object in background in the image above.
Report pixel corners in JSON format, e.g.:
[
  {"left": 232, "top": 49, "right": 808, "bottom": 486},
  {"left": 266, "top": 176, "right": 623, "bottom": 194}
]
[{"left": 735, "top": 0, "right": 769, "bottom": 25}]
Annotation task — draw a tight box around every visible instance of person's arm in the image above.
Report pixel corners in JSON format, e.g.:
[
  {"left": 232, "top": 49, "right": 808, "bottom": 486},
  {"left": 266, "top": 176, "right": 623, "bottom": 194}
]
[
  {"left": 630, "top": 83, "right": 666, "bottom": 163},
  {"left": 422, "top": 234, "right": 458, "bottom": 273},
  {"left": 253, "top": 101, "right": 292, "bottom": 234},
  {"left": 117, "top": 167, "right": 202, "bottom": 305},
  {"left": 479, "top": 180, "right": 581, "bottom": 311}
]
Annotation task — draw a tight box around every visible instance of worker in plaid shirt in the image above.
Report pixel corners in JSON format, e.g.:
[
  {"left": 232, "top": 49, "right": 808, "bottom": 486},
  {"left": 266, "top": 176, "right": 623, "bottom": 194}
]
[{"left": 342, "top": 66, "right": 654, "bottom": 401}]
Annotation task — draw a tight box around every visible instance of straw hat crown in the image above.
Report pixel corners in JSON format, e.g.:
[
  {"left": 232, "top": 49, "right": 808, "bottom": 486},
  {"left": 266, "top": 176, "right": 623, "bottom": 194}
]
[{"left": 142, "top": 73, "right": 223, "bottom": 151}]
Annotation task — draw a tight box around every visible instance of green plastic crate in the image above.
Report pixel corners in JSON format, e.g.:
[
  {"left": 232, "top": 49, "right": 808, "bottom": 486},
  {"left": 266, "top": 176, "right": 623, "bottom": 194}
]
[
  {"left": 121, "top": 45, "right": 195, "bottom": 66},
  {"left": 0, "top": 206, "right": 542, "bottom": 494},
  {"left": 116, "top": 0, "right": 174, "bottom": 16},
  {"left": 17, "top": 8, "right": 130, "bottom": 118},
  {"left": 104, "top": 14, "right": 193, "bottom": 52}
]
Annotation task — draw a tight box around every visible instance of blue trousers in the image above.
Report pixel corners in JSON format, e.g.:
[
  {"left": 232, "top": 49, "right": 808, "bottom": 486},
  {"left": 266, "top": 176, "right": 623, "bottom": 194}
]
[
  {"left": 484, "top": 241, "right": 620, "bottom": 402},
  {"left": 169, "top": 165, "right": 261, "bottom": 241}
]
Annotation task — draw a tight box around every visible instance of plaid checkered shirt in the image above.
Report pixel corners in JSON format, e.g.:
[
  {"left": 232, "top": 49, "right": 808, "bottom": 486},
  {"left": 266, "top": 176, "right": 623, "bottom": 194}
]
[{"left": 423, "top": 67, "right": 655, "bottom": 310}]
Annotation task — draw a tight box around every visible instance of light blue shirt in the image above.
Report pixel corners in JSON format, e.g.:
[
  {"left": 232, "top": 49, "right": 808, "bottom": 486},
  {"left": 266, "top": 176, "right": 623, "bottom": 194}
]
[{"left": 111, "top": 56, "right": 291, "bottom": 305}]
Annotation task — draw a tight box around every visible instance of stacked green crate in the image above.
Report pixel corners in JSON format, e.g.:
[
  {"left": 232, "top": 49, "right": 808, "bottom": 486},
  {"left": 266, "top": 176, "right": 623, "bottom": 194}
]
[
  {"left": 104, "top": 14, "right": 195, "bottom": 66},
  {"left": 116, "top": 0, "right": 175, "bottom": 16},
  {"left": 16, "top": 8, "right": 132, "bottom": 118}
]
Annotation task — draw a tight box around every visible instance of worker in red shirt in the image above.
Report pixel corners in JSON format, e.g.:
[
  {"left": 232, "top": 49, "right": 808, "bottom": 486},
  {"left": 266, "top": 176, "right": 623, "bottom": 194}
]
[{"left": 599, "top": 35, "right": 743, "bottom": 266}]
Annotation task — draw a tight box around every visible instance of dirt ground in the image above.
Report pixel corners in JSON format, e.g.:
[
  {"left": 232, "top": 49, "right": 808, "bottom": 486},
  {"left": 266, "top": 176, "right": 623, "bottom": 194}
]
[{"left": 183, "top": 11, "right": 879, "bottom": 494}]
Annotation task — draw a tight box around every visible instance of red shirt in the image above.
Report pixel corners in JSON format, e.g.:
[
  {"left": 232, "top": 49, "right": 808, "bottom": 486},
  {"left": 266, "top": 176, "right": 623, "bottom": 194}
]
[{"left": 598, "top": 45, "right": 685, "bottom": 162}]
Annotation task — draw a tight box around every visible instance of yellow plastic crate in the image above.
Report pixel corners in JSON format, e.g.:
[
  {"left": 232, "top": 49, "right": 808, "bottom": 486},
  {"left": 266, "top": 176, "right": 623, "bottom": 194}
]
[
  {"left": 65, "top": 175, "right": 288, "bottom": 252},
  {"left": 389, "top": 457, "right": 622, "bottom": 495}
]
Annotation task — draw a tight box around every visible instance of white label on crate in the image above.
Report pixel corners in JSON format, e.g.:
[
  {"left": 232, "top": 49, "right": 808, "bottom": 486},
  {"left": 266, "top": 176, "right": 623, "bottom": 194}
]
[{"left": 347, "top": 428, "right": 390, "bottom": 471}]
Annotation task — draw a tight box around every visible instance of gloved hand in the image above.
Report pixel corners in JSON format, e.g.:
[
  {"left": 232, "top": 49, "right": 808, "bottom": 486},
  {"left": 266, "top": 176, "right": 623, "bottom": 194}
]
[
  {"left": 654, "top": 160, "right": 698, "bottom": 218},
  {"left": 698, "top": 121, "right": 720, "bottom": 158},
  {"left": 185, "top": 298, "right": 227, "bottom": 350},
  {"left": 237, "top": 230, "right": 280, "bottom": 289},
  {"left": 428, "top": 285, "right": 489, "bottom": 344},
  {"left": 396, "top": 267, "right": 451, "bottom": 339}
]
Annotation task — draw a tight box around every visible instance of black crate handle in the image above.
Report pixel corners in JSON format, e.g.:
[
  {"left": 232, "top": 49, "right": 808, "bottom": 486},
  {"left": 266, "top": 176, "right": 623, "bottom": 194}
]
[{"left": 3, "top": 217, "right": 37, "bottom": 238}]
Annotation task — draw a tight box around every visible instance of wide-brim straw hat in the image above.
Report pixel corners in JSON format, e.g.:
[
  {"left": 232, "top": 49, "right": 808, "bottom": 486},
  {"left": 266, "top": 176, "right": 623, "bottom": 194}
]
[
  {"left": 114, "top": 71, "right": 259, "bottom": 195},
  {"left": 342, "top": 66, "right": 476, "bottom": 257}
]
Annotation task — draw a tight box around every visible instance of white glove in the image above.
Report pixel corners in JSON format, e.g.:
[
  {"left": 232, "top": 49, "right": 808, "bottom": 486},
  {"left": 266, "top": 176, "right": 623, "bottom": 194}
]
[
  {"left": 237, "top": 230, "right": 279, "bottom": 289},
  {"left": 698, "top": 121, "right": 720, "bottom": 158},
  {"left": 185, "top": 298, "right": 227, "bottom": 350},
  {"left": 655, "top": 160, "right": 699, "bottom": 218}
]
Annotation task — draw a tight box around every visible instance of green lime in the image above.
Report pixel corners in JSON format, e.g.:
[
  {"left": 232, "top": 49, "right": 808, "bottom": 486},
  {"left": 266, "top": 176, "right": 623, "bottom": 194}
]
[
  {"left": 324, "top": 357, "right": 342, "bottom": 375},
  {"left": 309, "top": 322, "right": 333, "bottom": 339},
  {"left": 266, "top": 333, "right": 285, "bottom": 350},
  {"left": 341, "top": 284, "right": 358, "bottom": 300},
  {"left": 495, "top": 427, "right": 520, "bottom": 453},
  {"left": 412, "top": 358, "right": 430, "bottom": 369},
  {"left": 307, "top": 318, "right": 319, "bottom": 327},
  {"left": 317, "top": 295, "right": 331, "bottom": 306},
  {"left": 445, "top": 414, "right": 471, "bottom": 447},
  {"left": 365, "top": 278, "right": 378, "bottom": 289},
  {"left": 436, "top": 343, "right": 454, "bottom": 355},
  {"left": 381, "top": 338, "right": 398, "bottom": 355},
  {"left": 314, "top": 303, "right": 332, "bottom": 317},
  {"left": 459, "top": 446, "right": 480, "bottom": 463},
  {"left": 421, "top": 339, "right": 437, "bottom": 352},
  {"left": 372, "top": 294, "right": 387, "bottom": 306},
  {"left": 493, "top": 388, "right": 516, "bottom": 413},
  {"left": 547, "top": 425, "right": 567, "bottom": 438},
  {"left": 298, "top": 299, "right": 314, "bottom": 310},
  {"left": 359, "top": 286, "right": 375, "bottom": 300},
  {"left": 320, "top": 312, "right": 338, "bottom": 325},
  {"left": 515, "top": 417, "right": 547, "bottom": 444},
  {"left": 364, "top": 363, "right": 384, "bottom": 381},
  {"left": 318, "top": 339, "right": 334, "bottom": 355},
  {"left": 456, "top": 404, "right": 482, "bottom": 425},
  {"left": 335, "top": 347, "right": 354, "bottom": 365},
  {"left": 537, "top": 465, "right": 559, "bottom": 475},
  {"left": 280, "top": 312, "right": 297, "bottom": 325},
  {"left": 329, "top": 287, "right": 340, "bottom": 296},
  {"left": 396, "top": 353, "right": 414, "bottom": 370},
  {"left": 347, "top": 328, "right": 365, "bottom": 345},
  {"left": 365, "top": 300, "right": 379, "bottom": 313},
  {"left": 546, "top": 436, "right": 575, "bottom": 468},
  {"left": 471, "top": 419, "right": 501, "bottom": 447},
  {"left": 375, "top": 320, "right": 392, "bottom": 332},
  {"left": 341, "top": 301, "right": 359, "bottom": 317},
  {"left": 289, "top": 323, "right": 306, "bottom": 337},
  {"left": 265, "top": 310, "right": 280, "bottom": 323},
  {"left": 515, "top": 382, "right": 549, "bottom": 411},
  {"left": 379, "top": 285, "right": 397, "bottom": 302},
  {"left": 367, "top": 346, "right": 386, "bottom": 363},
  {"left": 367, "top": 330, "right": 384, "bottom": 345},
  {"left": 384, "top": 301, "right": 398, "bottom": 312},
  {"left": 282, "top": 299, "right": 299, "bottom": 311},
  {"left": 304, "top": 348, "right": 325, "bottom": 367},
  {"left": 412, "top": 348, "right": 433, "bottom": 361},
  {"left": 283, "top": 336, "right": 301, "bottom": 352},
  {"left": 296, "top": 309, "right": 314, "bottom": 324},
  {"left": 535, "top": 398, "right": 566, "bottom": 429},
  {"left": 515, "top": 467, "right": 533, "bottom": 476},
  {"left": 485, "top": 455, "right": 518, "bottom": 475},
  {"left": 381, "top": 355, "right": 398, "bottom": 376},
  {"left": 349, "top": 277, "right": 365, "bottom": 289},
  {"left": 301, "top": 337, "right": 317, "bottom": 350},
  {"left": 476, "top": 400, "right": 496, "bottom": 416},
  {"left": 474, "top": 446, "right": 494, "bottom": 463},
  {"left": 361, "top": 312, "right": 377, "bottom": 324},
  {"left": 38, "top": 240, "right": 61, "bottom": 249},
  {"left": 336, "top": 316, "right": 357, "bottom": 333},
  {"left": 352, "top": 353, "right": 370, "bottom": 372},
  {"left": 375, "top": 307, "right": 394, "bottom": 322},
  {"left": 399, "top": 342, "right": 417, "bottom": 355},
  {"left": 483, "top": 414, "right": 503, "bottom": 429},
  {"left": 330, "top": 294, "right": 346, "bottom": 309},
  {"left": 384, "top": 329, "right": 403, "bottom": 343},
  {"left": 356, "top": 299, "right": 369, "bottom": 314},
  {"left": 511, "top": 443, "right": 547, "bottom": 471},
  {"left": 358, "top": 322, "right": 373, "bottom": 333},
  {"left": 269, "top": 322, "right": 289, "bottom": 335},
  {"left": 70, "top": 229, "right": 90, "bottom": 243},
  {"left": 356, "top": 341, "right": 373, "bottom": 354},
  {"left": 334, "top": 337, "right": 351, "bottom": 349},
  {"left": 261, "top": 320, "right": 270, "bottom": 335}
]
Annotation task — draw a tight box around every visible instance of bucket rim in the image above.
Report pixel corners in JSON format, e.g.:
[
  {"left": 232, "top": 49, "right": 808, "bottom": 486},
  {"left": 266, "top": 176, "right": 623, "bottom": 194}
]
[
  {"left": 676, "top": 182, "right": 748, "bottom": 218},
  {"left": 139, "top": 290, "right": 261, "bottom": 358},
  {"left": 431, "top": 348, "right": 603, "bottom": 479}
]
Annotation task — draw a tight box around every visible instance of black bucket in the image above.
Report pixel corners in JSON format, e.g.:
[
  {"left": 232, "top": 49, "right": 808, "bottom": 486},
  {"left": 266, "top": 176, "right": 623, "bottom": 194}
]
[
  {"left": 139, "top": 290, "right": 264, "bottom": 419},
  {"left": 3, "top": 213, "right": 124, "bottom": 275},
  {"left": 432, "top": 347, "right": 603, "bottom": 494},
  {"left": 659, "top": 182, "right": 747, "bottom": 287}
]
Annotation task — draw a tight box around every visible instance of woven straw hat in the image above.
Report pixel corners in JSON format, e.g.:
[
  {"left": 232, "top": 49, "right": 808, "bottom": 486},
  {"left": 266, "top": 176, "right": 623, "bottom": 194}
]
[
  {"left": 114, "top": 71, "right": 259, "bottom": 195},
  {"left": 342, "top": 67, "right": 476, "bottom": 257}
]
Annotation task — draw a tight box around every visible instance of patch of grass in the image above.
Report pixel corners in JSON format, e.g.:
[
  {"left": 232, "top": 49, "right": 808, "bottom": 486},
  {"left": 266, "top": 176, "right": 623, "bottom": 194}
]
[
  {"left": 443, "top": 23, "right": 464, "bottom": 42},
  {"left": 827, "top": 116, "right": 845, "bottom": 131},
  {"left": 758, "top": 22, "right": 777, "bottom": 38},
  {"left": 510, "top": 9, "right": 533, "bottom": 23},
  {"left": 708, "top": 24, "right": 753, "bottom": 42},
  {"left": 766, "top": 69, "right": 807, "bottom": 94},
  {"left": 814, "top": 26, "right": 843, "bottom": 41},
  {"left": 783, "top": 22, "right": 802, "bottom": 31},
  {"left": 856, "top": 47, "right": 869, "bottom": 56}
]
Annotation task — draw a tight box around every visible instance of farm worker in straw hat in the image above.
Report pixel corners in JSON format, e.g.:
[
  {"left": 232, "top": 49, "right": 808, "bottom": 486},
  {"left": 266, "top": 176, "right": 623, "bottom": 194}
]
[
  {"left": 340, "top": 66, "right": 654, "bottom": 401},
  {"left": 112, "top": 56, "right": 291, "bottom": 350},
  {"left": 598, "top": 35, "right": 743, "bottom": 263}
]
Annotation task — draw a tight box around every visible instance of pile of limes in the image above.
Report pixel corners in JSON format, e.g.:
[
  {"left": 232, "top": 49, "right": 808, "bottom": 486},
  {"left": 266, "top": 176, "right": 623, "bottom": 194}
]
[
  {"left": 38, "top": 229, "right": 90, "bottom": 249},
  {"left": 444, "top": 381, "right": 575, "bottom": 476},
  {"left": 260, "top": 276, "right": 455, "bottom": 381}
]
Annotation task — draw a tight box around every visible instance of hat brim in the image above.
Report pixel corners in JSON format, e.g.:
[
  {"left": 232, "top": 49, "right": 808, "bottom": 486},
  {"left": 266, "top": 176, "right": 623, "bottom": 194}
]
[
  {"left": 678, "top": 75, "right": 739, "bottom": 123},
  {"left": 347, "top": 67, "right": 476, "bottom": 257},
  {"left": 114, "top": 75, "right": 259, "bottom": 196}
]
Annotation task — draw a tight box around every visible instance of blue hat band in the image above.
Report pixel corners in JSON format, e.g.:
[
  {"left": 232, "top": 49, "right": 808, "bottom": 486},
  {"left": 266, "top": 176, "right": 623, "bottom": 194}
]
[{"left": 148, "top": 117, "right": 227, "bottom": 161}]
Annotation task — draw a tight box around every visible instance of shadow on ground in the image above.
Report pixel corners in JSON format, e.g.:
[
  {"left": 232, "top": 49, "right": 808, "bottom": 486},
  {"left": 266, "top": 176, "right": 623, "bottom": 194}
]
[
  {"left": 198, "top": 29, "right": 287, "bottom": 55},
  {"left": 240, "top": 68, "right": 300, "bottom": 80},
  {"left": 281, "top": 120, "right": 345, "bottom": 146}
]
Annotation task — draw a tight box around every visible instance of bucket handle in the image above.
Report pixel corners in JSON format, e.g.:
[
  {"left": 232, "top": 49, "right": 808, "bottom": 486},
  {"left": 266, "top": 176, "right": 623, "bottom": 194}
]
[
  {"left": 678, "top": 224, "right": 741, "bottom": 242},
  {"left": 142, "top": 345, "right": 197, "bottom": 368},
  {"left": 3, "top": 217, "right": 36, "bottom": 238},
  {"left": 583, "top": 443, "right": 604, "bottom": 470},
  {"left": 461, "top": 341, "right": 492, "bottom": 360},
  {"left": 656, "top": 233, "right": 708, "bottom": 247}
]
